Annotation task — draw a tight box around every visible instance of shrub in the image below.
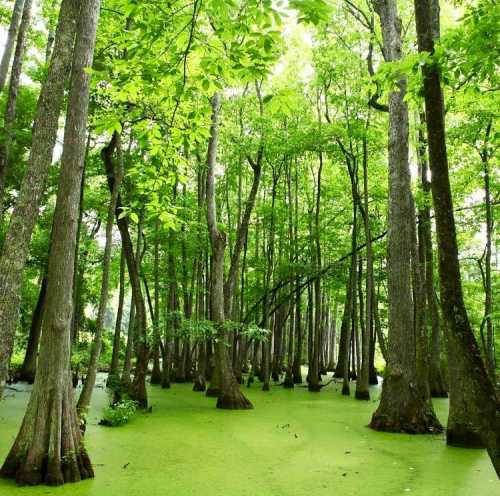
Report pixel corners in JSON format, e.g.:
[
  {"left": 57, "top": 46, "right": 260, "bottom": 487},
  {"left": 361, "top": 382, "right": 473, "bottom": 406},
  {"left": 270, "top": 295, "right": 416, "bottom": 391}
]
[{"left": 100, "top": 399, "right": 138, "bottom": 427}]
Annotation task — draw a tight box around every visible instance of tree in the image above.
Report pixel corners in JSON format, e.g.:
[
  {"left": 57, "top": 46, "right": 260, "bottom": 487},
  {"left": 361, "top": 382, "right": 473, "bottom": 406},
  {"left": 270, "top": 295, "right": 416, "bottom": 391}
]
[
  {"left": 0, "top": 0, "right": 78, "bottom": 401},
  {"left": 0, "top": 0, "right": 101, "bottom": 484},
  {"left": 205, "top": 93, "right": 253, "bottom": 409},
  {"left": 369, "top": 0, "right": 441, "bottom": 434},
  {"left": 413, "top": 0, "right": 500, "bottom": 476}
]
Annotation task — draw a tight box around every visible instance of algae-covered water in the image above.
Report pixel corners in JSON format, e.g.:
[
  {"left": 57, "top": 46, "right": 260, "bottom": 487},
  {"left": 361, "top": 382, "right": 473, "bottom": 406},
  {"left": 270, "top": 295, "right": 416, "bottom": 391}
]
[{"left": 0, "top": 376, "right": 498, "bottom": 496}]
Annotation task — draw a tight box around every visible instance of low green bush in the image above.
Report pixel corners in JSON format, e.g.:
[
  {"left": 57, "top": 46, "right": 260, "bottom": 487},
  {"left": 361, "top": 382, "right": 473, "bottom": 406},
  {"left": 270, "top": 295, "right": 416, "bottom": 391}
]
[{"left": 100, "top": 399, "right": 138, "bottom": 427}]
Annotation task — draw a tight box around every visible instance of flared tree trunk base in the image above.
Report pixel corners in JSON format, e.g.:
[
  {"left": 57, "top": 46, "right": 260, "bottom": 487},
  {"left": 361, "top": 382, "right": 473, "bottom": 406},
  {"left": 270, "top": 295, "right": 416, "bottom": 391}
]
[
  {"left": 193, "top": 375, "right": 206, "bottom": 392},
  {"left": 341, "top": 383, "right": 350, "bottom": 395},
  {"left": 370, "top": 410, "right": 443, "bottom": 434},
  {"left": 216, "top": 390, "right": 253, "bottom": 409},
  {"left": 206, "top": 387, "right": 220, "bottom": 397},
  {"left": 283, "top": 369, "right": 294, "bottom": 389},
  {"left": 150, "top": 370, "right": 162, "bottom": 385},
  {"left": 355, "top": 389, "right": 370, "bottom": 400},
  {"left": 446, "top": 423, "right": 484, "bottom": 448},
  {"left": 308, "top": 383, "right": 321, "bottom": 392},
  {"left": 1, "top": 380, "right": 94, "bottom": 486}
]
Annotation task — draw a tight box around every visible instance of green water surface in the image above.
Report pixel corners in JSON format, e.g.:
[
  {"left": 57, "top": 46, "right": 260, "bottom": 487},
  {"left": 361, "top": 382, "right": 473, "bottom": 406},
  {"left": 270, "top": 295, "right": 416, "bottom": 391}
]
[{"left": 0, "top": 376, "right": 498, "bottom": 496}]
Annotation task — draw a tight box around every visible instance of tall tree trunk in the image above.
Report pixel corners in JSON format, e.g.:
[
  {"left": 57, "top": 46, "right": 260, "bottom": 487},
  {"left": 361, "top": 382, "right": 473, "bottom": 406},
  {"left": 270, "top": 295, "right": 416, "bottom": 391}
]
[
  {"left": 414, "top": 0, "right": 500, "bottom": 474},
  {"left": 0, "top": 0, "right": 77, "bottom": 400},
  {"left": 102, "top": 133, "right": 148, "bottom": 408},
  {"left": 18, "top": 275, "right": 48, "bottom": 383},
  {"left": 416, "top": 113, "right": 447, "bottom": 397},
  {"left": 0, "top": 0, "right": 100, "bottom": 483},
  {"left": 150, "top": 219, "right": 162, "bottom": 384},
  {"left": 109, "top": 247, "right": 125, "bottom": 383},
  {"left": 309, "top": 151, "right": 323, "bottom": 392},
  {"left": 356, "top": 131, "right": 372, "bottom": 399},
  {"left": 370, "top": 0, "right": 441, "bottom": 434},
  {"left": 77, "top": 133, "right": 123, "bottom": 414},
  {"left": 342, "top": 207, "right": 356, "bottom": 396},
  {"left": 0, "top": 0, "right": 33, "bottom": 217},
  {"left": 205, "top": 93, "right": 252, "bottom": 409},
  {"left": 0, "top": 0, "right": 25, "bottom": 93},
  {"left": 479, "top": 120, "right": 495, "bottom": 379}
]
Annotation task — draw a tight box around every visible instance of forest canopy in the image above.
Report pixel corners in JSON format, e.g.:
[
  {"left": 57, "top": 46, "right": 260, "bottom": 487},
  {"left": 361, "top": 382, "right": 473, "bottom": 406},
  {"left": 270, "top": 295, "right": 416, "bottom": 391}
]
[{"left": 0, "top": 0, "right": 498, "bottom": 491}]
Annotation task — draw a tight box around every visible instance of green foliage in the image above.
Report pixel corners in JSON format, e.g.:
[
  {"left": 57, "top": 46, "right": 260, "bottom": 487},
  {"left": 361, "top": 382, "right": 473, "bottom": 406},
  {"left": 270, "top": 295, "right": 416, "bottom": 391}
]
[{"left": 101, "top": 400, "right": 139, "bottom": 427}]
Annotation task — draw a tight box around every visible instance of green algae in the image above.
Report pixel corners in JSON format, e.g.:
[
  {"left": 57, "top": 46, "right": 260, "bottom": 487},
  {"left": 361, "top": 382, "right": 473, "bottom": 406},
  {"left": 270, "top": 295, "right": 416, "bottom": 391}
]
[{"left": 0, "top": 377, "right": 498, "bottom": 496}]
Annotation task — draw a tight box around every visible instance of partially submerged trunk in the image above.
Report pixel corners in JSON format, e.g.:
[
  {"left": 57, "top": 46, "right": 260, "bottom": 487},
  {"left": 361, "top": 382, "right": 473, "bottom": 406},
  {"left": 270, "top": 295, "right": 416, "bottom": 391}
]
[
  {"left": 414, "top": 0, "right": 500, "bottom": 474},
  {"left": 102, "top": 133, "right": 148, "bottom": 408},
  {"left": 370, "top": 0, "right": 441, "bottom": 434},
  {"left": 0, "top": 0, "right": 100, "bottom": 483},
  {"left": 77, "top": 132, "right": 124, "bottom": 415},
  {"left": 205, "top": 93, "right": 252, "bottom": 409}
]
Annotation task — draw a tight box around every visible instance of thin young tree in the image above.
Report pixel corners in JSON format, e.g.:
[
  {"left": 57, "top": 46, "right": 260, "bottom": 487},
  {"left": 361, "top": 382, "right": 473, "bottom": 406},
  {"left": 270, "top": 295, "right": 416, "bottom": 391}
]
[{"left": 0, "top": 0, "right": 25, "bottom": 93}]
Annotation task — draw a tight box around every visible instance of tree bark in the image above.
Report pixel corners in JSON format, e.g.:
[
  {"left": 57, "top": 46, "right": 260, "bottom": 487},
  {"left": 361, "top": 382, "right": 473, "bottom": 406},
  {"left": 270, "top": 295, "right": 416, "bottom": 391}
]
[
  {"left": 0, "top": 0, "right": 33, "bottom": 217},
  {"left": 77, "top": 133, "right": 124, "bottom": 414},
  {"left": 0, "top": 0, "right": 25, "bottom": 93},
  {"left": 205, "top": 93, "right": 252, "bottom": 409},
  {"left": 0, "top": 0, "right": 78, "bottom": 400},
  {"left": 370, "top": 0, "right": 441, "bottom": 434},
  {"left": 0, "top": 0, "right": 100, "bottom": 483},
  {"left": 414, "top": 0, "right": 500, "bottom": 474},
  {"left": 18, "top": 275, "right": 48, "bottom": 383},
  {"left": 109, "top": 247, "right": 125, "bottom": 382},
  {"left": 102, "top": 133, "right": 148, "bottom": 408}
]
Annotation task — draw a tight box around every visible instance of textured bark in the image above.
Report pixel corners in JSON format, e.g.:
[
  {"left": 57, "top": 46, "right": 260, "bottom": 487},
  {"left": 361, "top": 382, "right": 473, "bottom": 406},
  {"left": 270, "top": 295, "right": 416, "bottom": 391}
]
[
  {"left": 342, "top": 212, "right": 356, "bottom": 396},
  {"left": 18, "top": 276, "right": 47, "bottom": 383},
  {"left": 121, "top": 293, "right": 135, "bottom": 388},
  {"left": 150, "top": 220, "right": 162, "bottom": 385},
  {"left": 109, "top": 247, "right": 125, "bottom": 382},
  {"left": 309, "top": 151, "right": 323, "bottom": 392},
  {"left": 102, "top": 133, "right": 148, "bottom": 408},
  {"left": 0, "top": 0, "right": 33, "bottom": 217},
  {"left": 356, "top": 132, "right": 372, "bottom": 399},
  {"left": 416, "top": 113, "right": 447, "bottom": 397},
  {"left": 205, "top": 93, "right": 252, "bottom": 409},
  {"left": 77, "top": 133, "right": 123, "bottom": 414},
  {"left": 414, "top": 0, "right": 500, "bottom": 475},
  {"left": 0, "top": 0, "right": 100, "bottom": 483},
  {"left": 0, "top": 0, "right": 25, "bottom": 93},
  {"left": 0, "top": 0, "right": 78, "bottom": 401},
  {"left": 370, "top": 0, "right": 441, "bottom": 434}
]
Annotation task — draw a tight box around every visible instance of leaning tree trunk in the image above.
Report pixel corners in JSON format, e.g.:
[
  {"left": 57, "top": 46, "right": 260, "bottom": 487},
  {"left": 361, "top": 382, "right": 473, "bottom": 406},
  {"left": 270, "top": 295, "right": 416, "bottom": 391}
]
[
  {"left": 414, "top": 0, "right": 500, "bottom": 475},
  {"left": 0, "top": 0, "right": 77, "bottom": 401},
  {"left": 109, "top": 247, "right": 125, "bottom": 383},
  {"left": 0, "top": 0, "right": 33, "bottom": 217},
  {"left": 0, "top": 0, "right": 25, "bottom": 93},
  {"left": 102, "top": 132, "right": 148, "bottom": 408},
  {"left": 370, "top": 0, "right": 441, "bottom": 434},
  {"left": 0, "top": 0, "right": 100, "bottom": 484},
  {"left": 205, "top": 93, "right": 252, "bottom": 409},
  {"left": 18, "top": 275, "right": 47, "bottom": 383},
  {"left": 77, "top": 133, "right": 123, "bottom": 415}
]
